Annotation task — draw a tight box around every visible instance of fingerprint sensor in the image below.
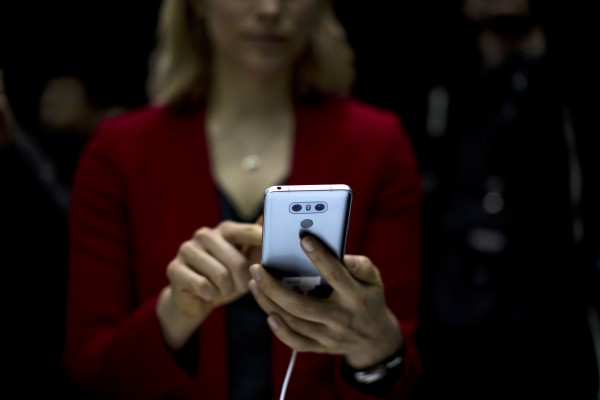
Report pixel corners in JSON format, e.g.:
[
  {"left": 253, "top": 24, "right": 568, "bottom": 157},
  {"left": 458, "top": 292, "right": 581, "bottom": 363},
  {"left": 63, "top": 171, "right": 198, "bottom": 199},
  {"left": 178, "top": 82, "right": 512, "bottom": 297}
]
[{"left": 300, "top": 219, "right": 313, "bottom": 228}]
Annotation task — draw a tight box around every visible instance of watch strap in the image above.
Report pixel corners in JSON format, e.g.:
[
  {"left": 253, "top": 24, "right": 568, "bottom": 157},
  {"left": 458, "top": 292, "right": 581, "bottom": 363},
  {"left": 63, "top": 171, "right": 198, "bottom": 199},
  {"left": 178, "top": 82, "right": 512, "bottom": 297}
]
[{"left": 341, "top": 346, "right": 405, "bottom": 397}]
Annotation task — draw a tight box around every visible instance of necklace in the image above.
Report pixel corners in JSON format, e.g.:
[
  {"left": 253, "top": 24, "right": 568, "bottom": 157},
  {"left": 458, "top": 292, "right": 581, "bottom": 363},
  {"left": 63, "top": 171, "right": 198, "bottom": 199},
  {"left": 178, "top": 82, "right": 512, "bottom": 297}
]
[
  {"left": 207, "top": 110, "right": 293, "bottom": 173},
  {"left": 231, "top": 126, "right": 289, "bottom": 173}
]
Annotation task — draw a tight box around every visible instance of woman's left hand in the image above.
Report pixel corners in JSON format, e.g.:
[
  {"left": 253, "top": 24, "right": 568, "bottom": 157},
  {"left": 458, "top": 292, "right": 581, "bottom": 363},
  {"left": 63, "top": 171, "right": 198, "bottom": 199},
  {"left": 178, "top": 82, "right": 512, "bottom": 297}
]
[{"left": 249, "top": 235, "right": 403, "bottom": 369}]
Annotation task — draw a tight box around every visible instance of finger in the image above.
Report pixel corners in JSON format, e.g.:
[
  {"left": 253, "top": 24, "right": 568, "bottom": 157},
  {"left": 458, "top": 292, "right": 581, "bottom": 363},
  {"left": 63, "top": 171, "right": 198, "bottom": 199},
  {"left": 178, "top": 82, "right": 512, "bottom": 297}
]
[
  {"left": 193, "top": 227, "right": 249, "bottom": 293},
  {"left": 265, "top": 313, "right": 327, "bottom": 354},
  {"left": 248, "top": 276, "right": 327, "bottom": 345},
  {"left": 248, "top": 278, "right": 289, "bottom": 321},
  {"left": 249, "top": 264, "right": 329, "bottom": 324},
  {"left": 300, "top": 236, "right": 357, "bottom": 298},
  {"left": 343, "top": 255, "right": 382, "bottom": 286},
  {"left": 219, "top": 220, "right": 263, "bottom": 261},
  {"left": 167, "top": 257, "right": 219, "bottom": 300},
  {"left": 265, "top": 301, "right": 340, "bottom": 350},
  {"left": 218, "top": 221, "right": 262, "bottom": 248},
  {"left": 181, "top": 237, "right": 235, "bottom": 295}
]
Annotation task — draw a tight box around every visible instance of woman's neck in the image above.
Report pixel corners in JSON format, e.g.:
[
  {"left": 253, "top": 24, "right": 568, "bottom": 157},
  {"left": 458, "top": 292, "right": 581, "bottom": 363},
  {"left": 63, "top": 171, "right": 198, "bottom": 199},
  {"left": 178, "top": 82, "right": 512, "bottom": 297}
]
[
  {"left": 204, "top": 64, "right": 296, "bottom": 221},
  {"left": 208, "top": 64, "right": 293, "bottom": 123}
]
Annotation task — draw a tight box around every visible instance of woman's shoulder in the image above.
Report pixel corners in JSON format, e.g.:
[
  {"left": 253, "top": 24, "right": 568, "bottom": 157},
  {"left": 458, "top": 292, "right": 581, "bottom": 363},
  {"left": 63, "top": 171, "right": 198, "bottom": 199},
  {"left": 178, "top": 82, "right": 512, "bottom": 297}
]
[
  {"left": 95, "top": 105, "right": 184, "bottom": 133},
  {"left": 82, "top": 104, "right": 203, "bottom": 165},
  {"left": 91, "top": 104, "right": 203, "bottom": 144}
]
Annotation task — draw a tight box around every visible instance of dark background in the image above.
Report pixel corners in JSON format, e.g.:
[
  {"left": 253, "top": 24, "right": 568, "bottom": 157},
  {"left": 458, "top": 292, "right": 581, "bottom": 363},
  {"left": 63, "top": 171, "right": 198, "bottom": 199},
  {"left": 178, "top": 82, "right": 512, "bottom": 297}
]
[
  {"left": 0, "top": 1, "right": 597, "bottom": 398},
  {"left": 1, "top": 0, "right": 595, "bottom": 131}
]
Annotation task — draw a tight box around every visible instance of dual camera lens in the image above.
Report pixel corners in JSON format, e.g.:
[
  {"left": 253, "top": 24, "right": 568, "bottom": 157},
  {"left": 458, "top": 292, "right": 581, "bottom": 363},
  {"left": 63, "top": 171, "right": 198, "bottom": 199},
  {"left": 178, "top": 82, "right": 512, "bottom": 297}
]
[{"left": 290, "top": 202, "right": 326, "bottom": 213}]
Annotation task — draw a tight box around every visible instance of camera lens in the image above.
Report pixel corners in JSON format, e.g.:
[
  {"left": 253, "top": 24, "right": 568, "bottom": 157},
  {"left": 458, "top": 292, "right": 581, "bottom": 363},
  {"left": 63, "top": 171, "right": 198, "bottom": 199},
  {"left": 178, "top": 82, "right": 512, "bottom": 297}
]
[
  {"left": 315, "top": 203, "right": 325, "bottom": 211},
  {"left": 292, "top": 204, "right": 302, "bottom": 212}
]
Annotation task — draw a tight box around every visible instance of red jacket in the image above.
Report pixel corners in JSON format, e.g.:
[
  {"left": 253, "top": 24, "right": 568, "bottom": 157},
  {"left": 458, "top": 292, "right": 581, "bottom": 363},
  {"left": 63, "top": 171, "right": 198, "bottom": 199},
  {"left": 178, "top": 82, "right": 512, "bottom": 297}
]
[{"left": 65, "top": 95, "right": 422, "bottom": 399}]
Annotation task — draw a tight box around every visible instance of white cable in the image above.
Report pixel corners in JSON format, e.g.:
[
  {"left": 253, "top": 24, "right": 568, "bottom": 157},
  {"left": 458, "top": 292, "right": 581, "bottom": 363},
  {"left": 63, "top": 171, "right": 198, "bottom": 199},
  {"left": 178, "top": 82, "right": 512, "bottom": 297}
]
[{"left": 279, "top": 349, "right": 297, "bottom": 400}]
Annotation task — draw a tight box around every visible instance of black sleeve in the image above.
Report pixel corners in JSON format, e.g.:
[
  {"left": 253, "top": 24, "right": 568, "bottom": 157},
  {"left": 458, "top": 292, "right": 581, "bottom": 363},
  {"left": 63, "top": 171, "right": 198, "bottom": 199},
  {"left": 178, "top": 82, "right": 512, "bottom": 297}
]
[{"left": 170, "top": 330, "right": 200, "bottom": 378}]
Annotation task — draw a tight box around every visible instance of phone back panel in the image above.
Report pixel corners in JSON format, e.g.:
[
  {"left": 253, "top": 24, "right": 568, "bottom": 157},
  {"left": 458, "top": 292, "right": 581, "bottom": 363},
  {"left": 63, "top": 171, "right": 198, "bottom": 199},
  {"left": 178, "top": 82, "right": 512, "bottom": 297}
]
[{"left": 261, "top": 185, "right": 352, "bottom": 294}]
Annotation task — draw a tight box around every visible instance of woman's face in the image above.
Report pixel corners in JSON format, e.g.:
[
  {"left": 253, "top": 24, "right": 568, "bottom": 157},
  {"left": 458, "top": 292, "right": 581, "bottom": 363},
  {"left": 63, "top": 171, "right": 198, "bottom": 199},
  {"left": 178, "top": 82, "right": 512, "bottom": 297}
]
[{"left": 199, "top": 0, "right": 322, "bottom": 75}]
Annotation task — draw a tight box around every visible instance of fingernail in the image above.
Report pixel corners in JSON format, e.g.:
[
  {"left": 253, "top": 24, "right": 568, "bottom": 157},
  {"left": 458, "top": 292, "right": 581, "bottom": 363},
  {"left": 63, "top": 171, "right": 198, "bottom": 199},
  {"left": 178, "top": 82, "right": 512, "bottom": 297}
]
[
  {"left": 301, "top": 236, "right": 315, "bottom": 252},
  {"left": 267, "top": 316, "right": 279, "bottom": 330},
  {"left": 250, "top": 264, "right": 262, "bottom": 281}
]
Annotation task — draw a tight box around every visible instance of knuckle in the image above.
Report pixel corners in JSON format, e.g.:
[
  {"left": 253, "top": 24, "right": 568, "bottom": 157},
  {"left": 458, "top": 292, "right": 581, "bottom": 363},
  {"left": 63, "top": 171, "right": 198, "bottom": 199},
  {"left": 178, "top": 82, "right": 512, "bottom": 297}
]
[
  {"left": 310, "top": 249, "right": 328, "bottom": 264},
  {"left": 179, "top": 241, "right": 195, "bottom": 255},
  {"left": 190, "top": 277, "right": 210, "bottom": 297},
  {"left": 217, "top": 220, "right": 235, "bottom": 235},
  {"left": 356, "top": 255, "right": 372, "bottom": 268},
  {"left": 228, "top": 255, "right": 247, "bottom": 273},
  {"left": 166, "top": 260, "right": 179, "bottom": 280},
  {"left": 288, "top": 301, "right": 311, "bottom": 319},
  {"left": 295, "top": 341, "right": 313, "bottom": 353},
  {"left": 194, "top": 226, "right": 212, "bottom": 241},
  {"left": 288, "top": 315, "right": 308, "bottom": 332},
  {"left": 323, "top": 264, "right": 345, "bottom": 283},
  {"left": 218, "top": 220, "right": 234, "bottom": 229},
  {"left": 349, "top": 289, "right": 369, "bottom": 312},
  {"left": 190, "top": 276, "right": 206, "bottom": 292},
  {"left": 212, "top": 268, "right": 232, "bottom": 288}
]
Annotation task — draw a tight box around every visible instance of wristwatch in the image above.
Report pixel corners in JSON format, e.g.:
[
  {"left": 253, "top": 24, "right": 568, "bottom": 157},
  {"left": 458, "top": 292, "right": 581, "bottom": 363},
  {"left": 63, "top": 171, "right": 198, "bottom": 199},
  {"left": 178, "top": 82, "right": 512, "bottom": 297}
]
[{"left": 352, "top": 352, "right": 404, "bottom": 384}]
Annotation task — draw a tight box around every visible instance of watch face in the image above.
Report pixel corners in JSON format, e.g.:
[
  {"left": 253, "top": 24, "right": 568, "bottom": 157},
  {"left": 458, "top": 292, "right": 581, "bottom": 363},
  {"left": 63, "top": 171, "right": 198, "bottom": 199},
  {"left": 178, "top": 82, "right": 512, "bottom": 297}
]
[
  {"left": 352, "top": 353, "right": 404, "bottom": 384},
  {"left": 354, "top": 366, "right": 387, "bottom": 384}
]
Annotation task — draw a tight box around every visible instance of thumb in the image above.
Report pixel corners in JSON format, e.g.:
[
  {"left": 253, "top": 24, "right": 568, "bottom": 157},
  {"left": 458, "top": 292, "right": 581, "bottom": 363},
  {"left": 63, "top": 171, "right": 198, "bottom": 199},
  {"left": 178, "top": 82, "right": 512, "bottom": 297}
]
[{"left": 343, "top": 255, "right": 381, "bottom": 286}]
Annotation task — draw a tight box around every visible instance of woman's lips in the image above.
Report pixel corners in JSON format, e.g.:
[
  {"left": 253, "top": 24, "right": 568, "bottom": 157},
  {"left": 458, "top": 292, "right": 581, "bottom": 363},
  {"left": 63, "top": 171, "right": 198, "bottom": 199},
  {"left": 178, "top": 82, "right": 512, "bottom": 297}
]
[{"left": 245, "top": 33, "right": 287, "bottom": 44}]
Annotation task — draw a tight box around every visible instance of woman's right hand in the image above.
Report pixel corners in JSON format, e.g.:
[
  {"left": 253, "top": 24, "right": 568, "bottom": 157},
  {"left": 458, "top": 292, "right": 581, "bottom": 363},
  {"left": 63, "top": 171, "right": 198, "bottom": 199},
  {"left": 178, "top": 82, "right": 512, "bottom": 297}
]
[{"left": 156, "top": 220, "right": 263, "bottom": 349}]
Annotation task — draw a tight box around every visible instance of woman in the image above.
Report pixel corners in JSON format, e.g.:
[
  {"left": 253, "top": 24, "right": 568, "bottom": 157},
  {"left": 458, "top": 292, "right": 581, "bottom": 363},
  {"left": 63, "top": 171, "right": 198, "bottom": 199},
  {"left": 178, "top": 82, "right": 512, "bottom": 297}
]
[{"left": 64, "top": 0, "right": 422, "bottom": 399}]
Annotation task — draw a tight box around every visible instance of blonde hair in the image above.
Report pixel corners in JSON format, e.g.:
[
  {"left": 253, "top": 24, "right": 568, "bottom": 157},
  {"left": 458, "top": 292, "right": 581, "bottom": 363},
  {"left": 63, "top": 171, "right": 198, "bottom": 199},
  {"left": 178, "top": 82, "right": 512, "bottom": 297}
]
[{"left": 147, "top": 0, "right": 355, "bottom": 106}]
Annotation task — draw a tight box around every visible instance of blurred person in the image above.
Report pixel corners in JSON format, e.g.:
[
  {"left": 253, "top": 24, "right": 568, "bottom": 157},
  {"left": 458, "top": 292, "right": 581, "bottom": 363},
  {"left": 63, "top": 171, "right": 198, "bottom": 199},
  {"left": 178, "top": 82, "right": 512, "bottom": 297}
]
[
  {"left": 0, "top": 70, "right": 72, "bottom": 396},
  {"left": 402, "top": 0, "right": 600, "bottom": 399},
  {"left": 36, "top": 74, "right": 127, "bottom": 191},
  {"left": 38, "top": 75, "right": 98, "bottom": 134},
  {"left": 64, "top": 1, "right": 422, "bottom": 400},
  {"left": 1, "top": 73, "right": 129, "bottom": 400}
]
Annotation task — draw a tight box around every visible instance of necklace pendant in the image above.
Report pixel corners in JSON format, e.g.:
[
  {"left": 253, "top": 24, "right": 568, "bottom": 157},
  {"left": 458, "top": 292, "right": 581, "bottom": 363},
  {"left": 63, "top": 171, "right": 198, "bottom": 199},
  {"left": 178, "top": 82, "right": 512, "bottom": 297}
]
[{"left": 240, "top": 154, "right": 263, "bottom": 172}]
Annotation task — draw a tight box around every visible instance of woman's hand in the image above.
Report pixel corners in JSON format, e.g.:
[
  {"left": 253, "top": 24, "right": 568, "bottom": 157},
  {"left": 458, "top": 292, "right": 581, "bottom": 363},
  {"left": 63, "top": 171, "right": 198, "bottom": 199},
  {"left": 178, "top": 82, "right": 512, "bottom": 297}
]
[
  {"left": 157, "top": 220, "right": 262, "bottom": 349},
  {"left": 249, "top": 235, "right": 403, "bottom": 369}
]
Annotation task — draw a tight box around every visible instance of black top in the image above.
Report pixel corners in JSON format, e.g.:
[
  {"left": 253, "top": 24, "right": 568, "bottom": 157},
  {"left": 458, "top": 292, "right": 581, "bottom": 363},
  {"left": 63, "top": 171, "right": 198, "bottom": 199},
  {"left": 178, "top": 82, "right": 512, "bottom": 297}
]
[{"left": 220, "top": 189, "right": 273, "bottom": 400}]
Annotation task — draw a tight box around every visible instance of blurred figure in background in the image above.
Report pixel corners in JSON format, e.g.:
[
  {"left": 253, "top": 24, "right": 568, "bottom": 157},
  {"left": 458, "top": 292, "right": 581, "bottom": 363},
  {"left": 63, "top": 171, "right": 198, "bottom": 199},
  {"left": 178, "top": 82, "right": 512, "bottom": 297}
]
[
  {"left": 37, "top": 73, "right": 126, "bottom": 190},
  {"left": 0, "top": 1, "right": 159, "bottom": 397},
  {"left": 1, "top": 69, "right": 72, "bottom": 396},
  {"left": 403, "top": 0, "right": 600, "bottom": 399},
  {"left": 1, "top": 68, "right": 128, "bottom": 397}
]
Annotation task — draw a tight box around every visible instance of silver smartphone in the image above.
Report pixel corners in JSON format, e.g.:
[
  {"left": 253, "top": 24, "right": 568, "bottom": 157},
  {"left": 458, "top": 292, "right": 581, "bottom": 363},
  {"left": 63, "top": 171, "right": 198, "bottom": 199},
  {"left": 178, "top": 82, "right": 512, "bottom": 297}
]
[{"left": 261, "top": 184, "right": 352, "bottom": 298}]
